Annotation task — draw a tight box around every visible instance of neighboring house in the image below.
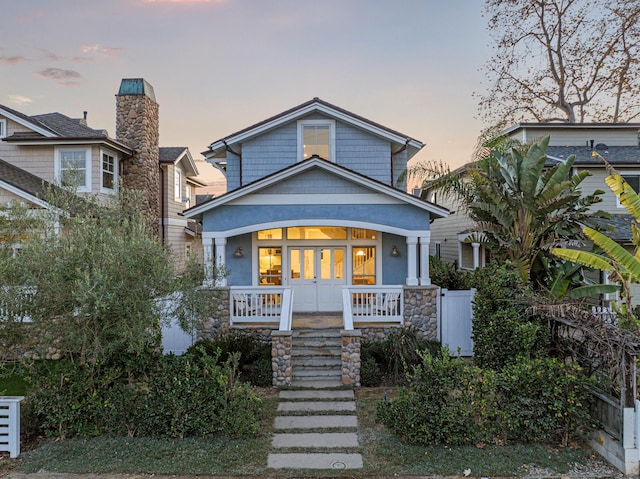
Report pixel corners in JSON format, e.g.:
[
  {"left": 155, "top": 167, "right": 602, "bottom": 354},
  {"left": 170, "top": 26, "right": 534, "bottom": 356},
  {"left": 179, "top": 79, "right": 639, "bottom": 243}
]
[
  {"left": 0, "top": 78, "right": 202, "bottom": 264},
  {"left": 429, "top": 122, "right": 640, "bottom": 285},
  {"left": 183, "top": 98, "right": 449, "bottom": 346}
]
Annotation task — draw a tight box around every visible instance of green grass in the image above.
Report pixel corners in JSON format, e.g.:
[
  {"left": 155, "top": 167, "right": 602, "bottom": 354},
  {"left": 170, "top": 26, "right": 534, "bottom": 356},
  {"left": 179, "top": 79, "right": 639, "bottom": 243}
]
[{"left": 2, "top": 386, "right": 615, "bottom": 477}]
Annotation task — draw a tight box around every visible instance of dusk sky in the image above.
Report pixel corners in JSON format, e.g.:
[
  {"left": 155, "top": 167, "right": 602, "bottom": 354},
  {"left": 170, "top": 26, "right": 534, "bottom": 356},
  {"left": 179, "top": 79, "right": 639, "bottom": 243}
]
[{"left": 1, "top": 0, "right": 490, "bottom": 194}]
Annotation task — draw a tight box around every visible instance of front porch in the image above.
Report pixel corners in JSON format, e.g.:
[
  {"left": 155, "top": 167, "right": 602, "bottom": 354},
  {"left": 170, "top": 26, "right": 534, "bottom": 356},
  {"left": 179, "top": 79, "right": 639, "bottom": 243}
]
[{"left": 196, "top": 284, "right": 438, "bottom": 387}]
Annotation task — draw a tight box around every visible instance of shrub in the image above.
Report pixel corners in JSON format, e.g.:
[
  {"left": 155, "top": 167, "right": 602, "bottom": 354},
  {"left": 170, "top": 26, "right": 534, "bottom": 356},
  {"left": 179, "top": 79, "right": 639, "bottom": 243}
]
[
  {"left": 360, "top": 356, "right": 382, "bottom": 387},
  {"left": 377, "top": 349, "right": 594, "bottom": 446},
  {"left": 471, "top": 263, "right": 549, "bottom": 370},
  {"left": 429, "top": 256, "right": 474, "bottom": 289}
]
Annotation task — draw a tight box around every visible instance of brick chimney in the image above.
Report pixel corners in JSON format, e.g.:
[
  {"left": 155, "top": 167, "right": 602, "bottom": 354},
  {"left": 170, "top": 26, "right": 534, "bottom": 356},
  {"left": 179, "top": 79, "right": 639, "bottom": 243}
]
[{"left": 115, "top": 78, "right": 160, "bottom": 236}]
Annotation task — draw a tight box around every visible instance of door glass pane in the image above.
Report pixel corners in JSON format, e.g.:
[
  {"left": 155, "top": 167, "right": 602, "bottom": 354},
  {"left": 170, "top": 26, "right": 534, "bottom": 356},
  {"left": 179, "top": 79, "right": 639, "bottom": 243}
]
[
  {"left": 303, "top": 249, "right": 315, "bottom": 279},
  {"left": 320, "top": 248, "right": 331, "bottom": 279},
  {"left": 290, "top": 249, "right": 301, "bottom": 279},
  {"left": 258, "top": 247, "right": 282, "bottom": 285},
  {"left": 334, "top": 248, "right": 344, "bottom": 279},
  {"left": 353, "top": 247, "right": 375, "bottom": 285}
]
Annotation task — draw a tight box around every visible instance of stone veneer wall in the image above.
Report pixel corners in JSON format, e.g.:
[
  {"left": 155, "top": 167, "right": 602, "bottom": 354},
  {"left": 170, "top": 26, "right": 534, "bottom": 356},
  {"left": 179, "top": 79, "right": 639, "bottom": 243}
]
[
  {"left": 116, "top": 89, "right": 161, "bottom": 235},
  {"left": 341, "top": 330, "right": 361, "bottom": 387},
  {"left": 272, "top": 331, "right": 292, "bottom": 386},
  {"left": 402, "top": 285, "right": 439, "bottom": 338}
]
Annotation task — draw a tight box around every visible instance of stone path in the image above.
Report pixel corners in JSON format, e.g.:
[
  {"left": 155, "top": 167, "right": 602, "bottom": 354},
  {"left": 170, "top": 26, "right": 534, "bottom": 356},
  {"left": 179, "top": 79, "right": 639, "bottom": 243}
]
[{"left": 267, "top": 387, "right": 363, "bottom": 470}]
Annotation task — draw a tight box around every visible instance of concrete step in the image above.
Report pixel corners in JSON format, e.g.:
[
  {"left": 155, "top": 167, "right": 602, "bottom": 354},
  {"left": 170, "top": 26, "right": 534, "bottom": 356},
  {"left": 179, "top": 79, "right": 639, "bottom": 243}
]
[
  {"left": 274, "top": 415, "right": 358, "bottom": 430},
  {"left": 292, "top": 369, "right": 341, "bottom": 379},
  {"left": 294, "top": 329, "right": 342, "bottom": 338},
  {"left": 279, "top": 390, "right": 354, "bottom": 400},
  {"left": 292, "top": 347, "right": 341, "bottom": 357},
  {"left": 289, "top": 380, "right": 344, "bottom": 388},
  {"left": 277, "top": 401, "right": 356, "bottom": 412},
  {"left": 268, "top": 452, "right": 363, "bottom": 469},
  {"left": 291, "top": 357, "right": 341, "bottom": 368},
  {"left": 272, "top": 432, "right": 359, "bottom": 448}
]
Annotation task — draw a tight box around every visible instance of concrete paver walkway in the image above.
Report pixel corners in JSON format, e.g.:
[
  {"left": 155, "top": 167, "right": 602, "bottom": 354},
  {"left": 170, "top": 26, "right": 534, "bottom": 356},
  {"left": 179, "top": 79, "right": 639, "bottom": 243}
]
[{"left": 267, "top": 387, "right": 363, "bottom": 470}]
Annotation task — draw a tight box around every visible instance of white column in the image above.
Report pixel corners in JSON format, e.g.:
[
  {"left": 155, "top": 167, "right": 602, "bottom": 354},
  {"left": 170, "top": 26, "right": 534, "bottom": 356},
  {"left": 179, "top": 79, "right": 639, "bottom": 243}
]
[
  {"left": 215, "top": 237, "right": 227, "bottom": 287},
  {"left": 406, "top": 236, "right": 418, "bottom": 286},
  {"left": 419, "top": 236, "right": 431, "bottom": 286},
  {"left": 202, "top": 237, "right": 214, "bottom": 286},
  {"left": 472, "top": 242, "right": 480, "bottom": 270}
]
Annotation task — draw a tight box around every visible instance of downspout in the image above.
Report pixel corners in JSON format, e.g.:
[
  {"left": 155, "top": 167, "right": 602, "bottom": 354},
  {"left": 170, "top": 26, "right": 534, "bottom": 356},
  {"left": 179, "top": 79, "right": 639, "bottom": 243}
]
[
  {"left": 224, "top": 141, "right": 242, "bottom": 186},
  {"left": 391, "top": 139, "right": 410, "bottom": 188},
  {"left": 160, "top": 166, "right": 166, "bottom": 244}
]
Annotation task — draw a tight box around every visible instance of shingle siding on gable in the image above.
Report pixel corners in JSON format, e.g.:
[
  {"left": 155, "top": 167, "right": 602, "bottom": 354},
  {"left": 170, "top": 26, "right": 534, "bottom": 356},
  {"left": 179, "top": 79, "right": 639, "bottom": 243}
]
[
  {"left": 226, "top": 150, "right": 241, "bottom": 191},
  {"left": 336, "top": 121, "right": 391, "bottom": 184},
  {"left": 241, "top": 123, "right": 297, "bottom": 184},
  {"left": 259, "top": 169, "right": 372, "bottom": 195}
]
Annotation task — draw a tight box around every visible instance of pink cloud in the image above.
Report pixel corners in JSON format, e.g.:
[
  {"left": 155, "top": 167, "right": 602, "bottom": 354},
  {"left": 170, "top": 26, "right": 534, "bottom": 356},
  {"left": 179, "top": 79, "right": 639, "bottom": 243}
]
[
  {"left": 0, "top": 56, "right": 28, "bottom": 65},
  {"left": 81, "top": 44, "right": 123, "bottom": 56},
  {"left": 141, "top": 0, "right": 226, "bottom": 3}
]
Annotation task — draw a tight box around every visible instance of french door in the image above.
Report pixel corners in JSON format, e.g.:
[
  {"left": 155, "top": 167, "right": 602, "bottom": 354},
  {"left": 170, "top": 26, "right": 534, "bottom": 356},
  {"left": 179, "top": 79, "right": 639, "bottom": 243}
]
[{"left": 289, "top": 247, "right": 345, "bottom": 311}]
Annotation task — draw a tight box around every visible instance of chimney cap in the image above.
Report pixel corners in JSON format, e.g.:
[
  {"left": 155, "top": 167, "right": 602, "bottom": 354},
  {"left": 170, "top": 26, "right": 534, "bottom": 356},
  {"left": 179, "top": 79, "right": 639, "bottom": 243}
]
[{"left": 117, "top": 78, "right": 156, "bottom": 102}]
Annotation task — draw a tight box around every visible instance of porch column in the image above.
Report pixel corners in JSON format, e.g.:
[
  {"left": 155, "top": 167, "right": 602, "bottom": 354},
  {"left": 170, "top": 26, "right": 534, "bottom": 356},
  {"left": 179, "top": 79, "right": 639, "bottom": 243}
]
[
  {"left": 419, "top": 235, "right": 431, "bottom": 286},
  {"left": 406, "top": 236, "right": 419, "bottom": 286},
  {"left": 203, "top": 236, "right": 214, "bottom": 286},
  {"left": 472, "top": 242, "right": 480, "bottom": 270},
  {"left": 215, "top": 237, "right": 227, "bottom": 287}
]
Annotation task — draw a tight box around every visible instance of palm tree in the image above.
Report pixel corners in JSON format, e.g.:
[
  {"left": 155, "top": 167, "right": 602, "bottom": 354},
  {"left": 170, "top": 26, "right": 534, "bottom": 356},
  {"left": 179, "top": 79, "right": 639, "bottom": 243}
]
[
  {"left": 552, "top": 159, "right": 640, "bottom": 324},
  {"left": 417, "top": 136, "right": 608, "bottom": 289}
]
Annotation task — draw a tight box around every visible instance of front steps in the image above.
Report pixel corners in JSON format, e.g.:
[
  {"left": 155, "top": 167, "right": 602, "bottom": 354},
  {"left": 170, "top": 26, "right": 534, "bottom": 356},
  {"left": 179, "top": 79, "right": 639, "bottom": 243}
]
[{"left": 291, "top": 328, "right": 342, "bottom": 384}]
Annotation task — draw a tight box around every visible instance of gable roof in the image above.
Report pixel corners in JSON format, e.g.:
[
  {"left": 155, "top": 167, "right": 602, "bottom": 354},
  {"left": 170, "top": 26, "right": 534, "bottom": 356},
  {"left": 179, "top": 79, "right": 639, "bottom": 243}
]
[
  {"left": 183, "top": 156, "right": 449, "bottom": 220},
  {"left": 159, "top": 146, "right": 200, "bottom": 177},
  {"left": 0, "top": 104, "right": 132, "bottom": 155},
  {"left": 0, "top": 158, "right": 59, "bottom": 209},
  {"left": 204, "top": 97, "right": 424, "bottom": 160},
  {"left": 502, "top": 122, "right": 640, "bottom": 136},
  {"left": 546, "top": 145, "right": 640, "bottom": 166}
]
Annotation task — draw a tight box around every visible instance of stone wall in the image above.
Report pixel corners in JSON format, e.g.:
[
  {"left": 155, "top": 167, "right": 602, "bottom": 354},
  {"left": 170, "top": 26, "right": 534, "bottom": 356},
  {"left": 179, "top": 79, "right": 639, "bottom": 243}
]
[
  {"left": 403, "top": 285, "right": 439, "bottom": 339},
  {"left": 272, "top": 331, "right": 292, "bottom": 386},
  {"left": 341, "top": 330, "right": 361, "bottom": 387}
]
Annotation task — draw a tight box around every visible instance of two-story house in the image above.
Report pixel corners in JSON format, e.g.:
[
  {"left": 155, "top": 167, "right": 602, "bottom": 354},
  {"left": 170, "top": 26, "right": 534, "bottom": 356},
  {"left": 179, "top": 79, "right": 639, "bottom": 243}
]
[
  {"left": 0, "top": 78, "right": 202, "bottom": 264},
  {"left": 429, "top": 122, "right": 640, "bottom": 296},
  {"left": 183, "top": 98, "right": 449, "bottom": 350}
]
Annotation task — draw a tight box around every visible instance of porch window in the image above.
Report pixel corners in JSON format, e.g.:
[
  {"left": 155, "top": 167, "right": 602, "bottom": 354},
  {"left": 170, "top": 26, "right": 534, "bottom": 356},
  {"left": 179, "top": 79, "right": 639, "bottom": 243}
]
[
  {"left": 351, "top": 228, "right": 376, "bottom": 240},
  {"left": 257, "top": 228, "right": 283, "bottom": 240},
  {"left": 287, "top": 226, "right": 346, "bottom": 240},
  {"left": 353, "top": 247, "right": 376, "bottom": 285},
  {"left": 259, "top": 247, "right": 282, "bottom": 285}
]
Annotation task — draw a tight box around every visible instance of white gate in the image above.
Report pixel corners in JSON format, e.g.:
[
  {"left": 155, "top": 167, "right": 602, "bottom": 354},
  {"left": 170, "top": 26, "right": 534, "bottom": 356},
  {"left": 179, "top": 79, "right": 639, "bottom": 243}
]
[
  {"left": 157, "top": 294, "right": 196, "bottom": 355},
  {"left": 438, "top": 288, "right": 475, "bottom": 356}
]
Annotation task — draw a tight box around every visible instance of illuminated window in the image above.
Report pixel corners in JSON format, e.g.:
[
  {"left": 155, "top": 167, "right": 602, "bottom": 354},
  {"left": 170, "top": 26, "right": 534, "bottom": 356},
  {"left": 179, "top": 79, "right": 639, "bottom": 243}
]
[
  {"left": 287, "top": 226, "right": 346, "bottom": 240},
  {"left": 259, "top": 247, "right": 282, "bottom": 286},
  {"left": 351, "top": 228, "right": 376, "bottom": 240},
  {"left": 257, "top": 228, "right": 283, "bottom": 240},
  {"left": 352, "top": 247, "right": 376, "bottom": 285}
]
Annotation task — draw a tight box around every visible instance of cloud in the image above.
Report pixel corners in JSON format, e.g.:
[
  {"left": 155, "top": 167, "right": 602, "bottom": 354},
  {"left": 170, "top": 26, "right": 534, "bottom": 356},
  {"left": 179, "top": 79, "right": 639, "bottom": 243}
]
[
  {"left": 141, "top": 0, "right": 226, "bottom": 3},
  {"left": 81, "top": 44, "right": 122, "bottom": 57},
  {"left": 7, "top": 95, "right": 33, "bottom": 106},
  {"left": 0, "top": 56, "right": 28, "bottom": 65},
  {"left": 38, "top": 68, "right": 83, "bottom": 86},
  {"left": 39, "top": 49, "right": 62, "bottom": 62}
]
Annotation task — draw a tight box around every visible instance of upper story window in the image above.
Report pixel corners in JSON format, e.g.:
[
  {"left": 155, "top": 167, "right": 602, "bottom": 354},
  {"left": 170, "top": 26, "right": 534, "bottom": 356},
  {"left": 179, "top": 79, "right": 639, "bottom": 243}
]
[
  {"left": 101, "top": 151, "right": 117, "bottom": 193},
  {"left": 55, "top": 147, "right": 91, "bottom": 192},
  {"left": 618, "top": 174, "right": 640, "bottom": 207},
  {"left": 174, "top": 168, "right": 182, "bottom": 202},
  {"left": 184, "top": 184, "right": 192, "bottom": 209},
  {"left": 0, "top": 119, "right": 6, "bottom": 138},
  {"left": 297, "top": 119, "right": 335, "bottom": 162}
]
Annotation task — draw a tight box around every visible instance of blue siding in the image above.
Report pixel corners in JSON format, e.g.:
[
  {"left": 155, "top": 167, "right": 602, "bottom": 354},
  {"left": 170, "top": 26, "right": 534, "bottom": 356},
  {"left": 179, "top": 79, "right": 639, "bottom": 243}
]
[
  {"left": 259, "top": 169, "right": 372, "bottom": 195},
  {"left": 336, "top": 121, "right": 391, "bottom": 184},
  {"left": 382, "top": 232, "right": 407, "bottom": 284},
  {"left": 242, "top": 123, "right": 297, "bottom": 184},
  {"left": 226, "top": 234, "right": 253, "bottom": 285},
  {"left": 226, "top": 150, "right": 241, "bottom": 191},
  {"left": 392, "top": 149, "right": 407, "bottom": 189},
  {"left": 202, "top": 203, "right": 430, "bottom": 233}
]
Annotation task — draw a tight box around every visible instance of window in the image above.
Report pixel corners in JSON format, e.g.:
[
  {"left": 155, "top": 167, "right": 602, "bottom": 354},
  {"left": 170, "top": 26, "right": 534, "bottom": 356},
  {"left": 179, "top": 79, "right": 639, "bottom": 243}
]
[
  {"left": 287, "top": 226, "right": 346, "bottom": 240},
  {"left": 434, "top": 242, "right": 441, "bottom": 259},
  {"left": 101, "top": 151, "right": 117, "bottom": 193},
  {"left": 0, "top": 119, "right": 6, "bottom": 138},
  {"left": 259, "top": 247, "right": 282, "bottom": 285},
  {"left": 257, "top": 228, "right": 283, "bottom": 240},
  {"left": 174, "top": 168, "right": 182, "bottom": 201},
  {"left": 352, "top": 247, "right": 376, "bottom": 285},
  {"left": 55, "top": 148, "right": 91, "bottom": 192},
  {"left": 618, "top": 175, "right": 640, "bottom": 207},
  {"left": 185, "top": 184, "right": 192, "bottom": 209},
  {"left": 297, "top": 119, "right": 335, "bottom": 162},
  {"left": 351, "top": 228, "right": 376, "bottom": 240}
]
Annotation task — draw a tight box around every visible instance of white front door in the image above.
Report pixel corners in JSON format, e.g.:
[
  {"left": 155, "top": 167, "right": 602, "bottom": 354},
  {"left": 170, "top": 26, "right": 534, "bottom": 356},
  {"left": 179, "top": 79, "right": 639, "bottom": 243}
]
[{"left": 290, "top": 247, "right": 345, "bottom": 311}]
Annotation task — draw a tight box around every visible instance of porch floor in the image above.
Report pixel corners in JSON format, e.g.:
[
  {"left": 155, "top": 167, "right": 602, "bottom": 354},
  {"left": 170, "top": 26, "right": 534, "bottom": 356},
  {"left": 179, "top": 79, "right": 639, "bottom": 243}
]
[{"left": 292, "top": 312, "right": 342, "bottom": 329}]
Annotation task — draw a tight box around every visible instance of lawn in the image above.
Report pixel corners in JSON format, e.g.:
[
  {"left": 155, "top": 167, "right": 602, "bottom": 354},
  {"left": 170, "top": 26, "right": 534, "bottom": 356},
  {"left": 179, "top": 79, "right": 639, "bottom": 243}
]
[{"left": 1, "top": 386, "right": 618, "bottom": 478}]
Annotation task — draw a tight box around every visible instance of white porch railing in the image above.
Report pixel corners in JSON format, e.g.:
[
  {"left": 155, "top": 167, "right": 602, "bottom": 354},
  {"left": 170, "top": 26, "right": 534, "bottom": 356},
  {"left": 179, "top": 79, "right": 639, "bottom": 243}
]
[
  {"left": 342, "top": 285, "right": 404, "bottom": 330},
  {"left": 0, "top": 287, "right": 35, "bottom": 322},
  {"left": 230, "top": 287, "right": 294, "bottom": 331}
]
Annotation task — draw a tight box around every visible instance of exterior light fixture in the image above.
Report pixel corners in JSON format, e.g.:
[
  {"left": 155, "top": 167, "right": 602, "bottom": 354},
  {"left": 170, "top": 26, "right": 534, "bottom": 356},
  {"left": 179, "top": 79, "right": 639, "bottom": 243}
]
[
  {"left": 233, "top": 247, "right": 243, "bottom": 258},
  {"left": 390, "top": 245, "right": 400, "bottom": 257}
]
